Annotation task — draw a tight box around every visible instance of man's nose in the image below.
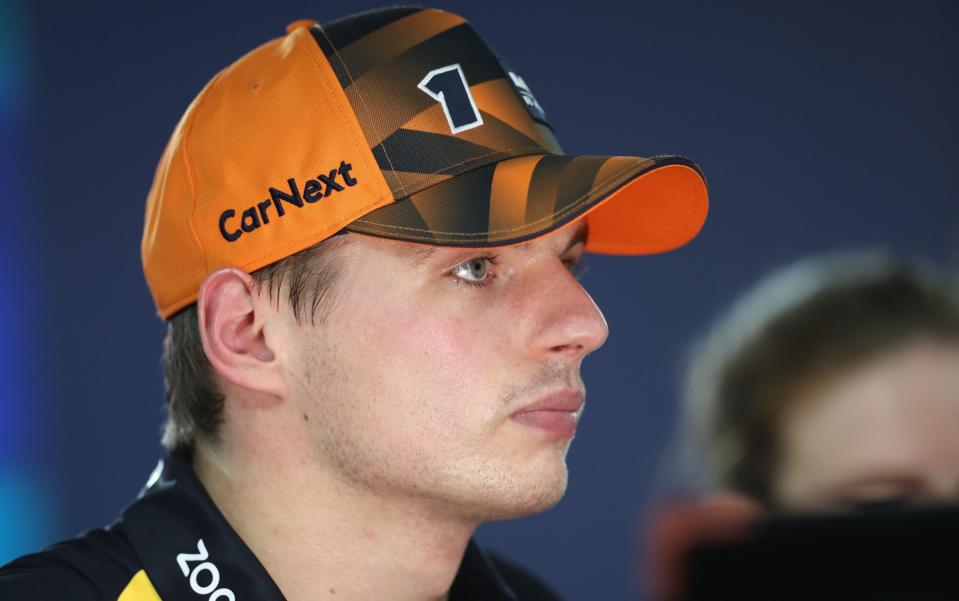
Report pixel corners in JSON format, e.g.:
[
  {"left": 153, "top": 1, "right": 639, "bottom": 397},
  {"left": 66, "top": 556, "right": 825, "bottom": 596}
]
[{"left": 524, "top": 261, "right": 609, "bottom": 360}]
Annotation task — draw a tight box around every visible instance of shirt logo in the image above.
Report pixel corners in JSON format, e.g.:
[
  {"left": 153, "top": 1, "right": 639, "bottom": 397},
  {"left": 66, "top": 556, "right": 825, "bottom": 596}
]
[
  {"left": 218, "top": 160, "right": 358, "bottom": 243},
  {"left": 177, "top": 538, "right": 236, "bottom": 600}
]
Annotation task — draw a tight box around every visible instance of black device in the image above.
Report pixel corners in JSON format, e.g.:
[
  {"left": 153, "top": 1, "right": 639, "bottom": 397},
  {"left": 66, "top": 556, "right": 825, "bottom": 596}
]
[{"left": 676, "top": 505, "right": 959, "bottom": 601}]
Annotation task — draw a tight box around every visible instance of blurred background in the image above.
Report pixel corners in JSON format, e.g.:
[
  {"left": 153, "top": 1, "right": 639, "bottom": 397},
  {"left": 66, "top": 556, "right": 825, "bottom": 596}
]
[{"left": 1, "top": 0, "right": 957, "bottom": 599}]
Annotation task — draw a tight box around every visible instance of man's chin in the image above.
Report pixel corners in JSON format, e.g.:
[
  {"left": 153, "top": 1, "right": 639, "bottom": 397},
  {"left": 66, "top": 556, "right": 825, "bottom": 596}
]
[
  {"left": 515, "top": 480, "right": 568, "bottom": 516},
  {"left": 471, "top": 468, "right": 569, "bottom": 523}
]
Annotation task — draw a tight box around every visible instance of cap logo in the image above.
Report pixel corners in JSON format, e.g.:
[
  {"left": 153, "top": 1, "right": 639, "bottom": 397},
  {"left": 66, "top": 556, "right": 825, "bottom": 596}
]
[
  {"left": 507, "top": 71, "right": 548, "bottom": 125},
  {"left": 417, "top": 63, "right": 484, "bottom": 135},
  {"left": 218, "top": 160, "right": 358, "bottom": 243}
]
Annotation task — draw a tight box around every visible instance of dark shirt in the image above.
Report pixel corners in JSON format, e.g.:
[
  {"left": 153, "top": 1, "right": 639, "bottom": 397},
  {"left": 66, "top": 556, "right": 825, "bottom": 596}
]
[{"left": 0, "top": 449, "right": 564, "bottom": 600}]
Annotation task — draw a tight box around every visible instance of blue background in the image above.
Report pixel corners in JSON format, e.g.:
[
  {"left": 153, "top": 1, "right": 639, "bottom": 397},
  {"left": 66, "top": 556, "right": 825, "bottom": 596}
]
[{"left": 4, "top": 1, "right": 958, "bottom": 599}]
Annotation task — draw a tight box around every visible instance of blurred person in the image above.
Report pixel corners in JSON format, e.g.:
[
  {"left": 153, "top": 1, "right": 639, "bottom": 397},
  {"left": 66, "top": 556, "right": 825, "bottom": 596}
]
[
  {"left": 0, "top": 7, "right": 708, "bottom": 601},
  {"left": 678, "top": 252, "right": 959, "bottom": 512},
  {"left": 644, "top": 252, "right": 959, "bottom": 600}
]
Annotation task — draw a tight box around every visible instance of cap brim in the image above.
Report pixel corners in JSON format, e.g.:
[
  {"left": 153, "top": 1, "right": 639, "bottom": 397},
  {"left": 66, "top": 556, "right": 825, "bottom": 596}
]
[{"left": 345, "top": 154, "right": 708, "bottom": 255}]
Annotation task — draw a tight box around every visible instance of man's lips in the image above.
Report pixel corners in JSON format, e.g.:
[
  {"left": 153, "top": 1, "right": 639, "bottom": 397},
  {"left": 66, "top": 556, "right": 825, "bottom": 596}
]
[{"left": 510, "top": 390, "right": 585, "bottom": 438}]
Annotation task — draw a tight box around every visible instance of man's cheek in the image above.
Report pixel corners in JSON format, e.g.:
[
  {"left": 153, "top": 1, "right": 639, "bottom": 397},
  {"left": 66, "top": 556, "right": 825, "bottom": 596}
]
[
  {"left": 386, "top": 313, "right": 503, "bottom": 410},
  {"left": 376, "top": 310, "right": 485, "bottom": 364}
]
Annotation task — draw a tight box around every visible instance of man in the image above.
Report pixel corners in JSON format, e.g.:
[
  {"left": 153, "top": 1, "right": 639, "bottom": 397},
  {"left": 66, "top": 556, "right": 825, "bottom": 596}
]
[{"left": 1, "top": 7, "right": 707, "bottom": 600}]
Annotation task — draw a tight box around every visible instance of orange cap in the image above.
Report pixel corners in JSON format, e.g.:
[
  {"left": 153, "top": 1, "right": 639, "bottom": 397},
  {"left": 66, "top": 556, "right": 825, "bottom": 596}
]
[{"left": 142, "top": 7, "right": 708, "bottom": 319}]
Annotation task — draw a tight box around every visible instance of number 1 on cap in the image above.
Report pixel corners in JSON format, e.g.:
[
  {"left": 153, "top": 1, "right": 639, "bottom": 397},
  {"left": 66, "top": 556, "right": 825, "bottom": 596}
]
[{"left": 418, "top": 64, "right": 484, "bottom": 135}]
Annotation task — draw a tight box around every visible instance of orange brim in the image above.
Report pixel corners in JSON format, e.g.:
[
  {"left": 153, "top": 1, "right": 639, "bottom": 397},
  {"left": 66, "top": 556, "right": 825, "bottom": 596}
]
[{"left": 581, "top": 159, "right": 708, "bottom": 255}]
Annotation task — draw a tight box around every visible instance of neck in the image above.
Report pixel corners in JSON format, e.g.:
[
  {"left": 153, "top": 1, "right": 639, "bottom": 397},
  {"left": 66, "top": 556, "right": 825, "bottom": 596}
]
[{"left": 192, "top": 437, "right": 476, "bottom": 601}]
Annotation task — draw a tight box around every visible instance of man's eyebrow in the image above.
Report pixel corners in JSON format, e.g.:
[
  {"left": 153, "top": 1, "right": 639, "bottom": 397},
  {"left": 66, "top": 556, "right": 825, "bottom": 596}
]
[
  {"left": 406, "top": 222, "right": 589, "bottom": 266},
  {"left": 514, "top": 222, "right": 589, "bottom": 255},
  {"left": 409, "top": 246, "right": 438, "bottom": 267}
]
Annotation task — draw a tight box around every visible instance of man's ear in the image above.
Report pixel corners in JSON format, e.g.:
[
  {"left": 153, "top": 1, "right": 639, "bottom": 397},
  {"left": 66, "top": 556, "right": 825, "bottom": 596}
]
[{"left": 196, "top": 268, "right": 286, "bottom": 398}]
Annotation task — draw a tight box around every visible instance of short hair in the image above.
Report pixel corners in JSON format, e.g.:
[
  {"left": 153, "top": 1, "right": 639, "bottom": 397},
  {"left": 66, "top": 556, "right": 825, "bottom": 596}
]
[
  {"left": 160, "top": 235, "right": 347, "bottom": 450},
  {"left": 678, "top": 252, "right": 959, "bottom": 507}
]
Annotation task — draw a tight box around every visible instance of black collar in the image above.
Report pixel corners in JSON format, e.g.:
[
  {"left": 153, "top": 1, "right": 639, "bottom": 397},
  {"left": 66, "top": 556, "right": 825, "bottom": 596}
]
[{"left": 120, "top": 449, "right": 517, "bottom": 600}]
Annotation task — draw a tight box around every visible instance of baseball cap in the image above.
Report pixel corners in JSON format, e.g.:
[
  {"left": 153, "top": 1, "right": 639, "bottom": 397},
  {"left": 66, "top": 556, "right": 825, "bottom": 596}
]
[{"left": 142, "top": 6, "right": 709, "bottom": 319}]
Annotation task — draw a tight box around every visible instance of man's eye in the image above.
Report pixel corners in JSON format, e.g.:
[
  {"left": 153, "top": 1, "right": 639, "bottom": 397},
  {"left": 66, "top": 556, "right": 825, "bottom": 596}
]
[
  {"left": 564, "top": 258, "right": 587, "bottom": 280},
  {"left": 451, "top": 257, "right": 492, "bottom": 284}
]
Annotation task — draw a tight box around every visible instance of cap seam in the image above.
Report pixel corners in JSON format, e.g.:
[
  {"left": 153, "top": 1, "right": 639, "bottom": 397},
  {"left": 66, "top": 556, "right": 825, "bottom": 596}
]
[
  {"left": 182, "top": 73, "right": 226, "bottom": 276},
  {"left": 302, "top": 26, "right": 385, "bottom": 190},
  {"left": 312, "top": 24, "right": 401, "bottom": 194}
]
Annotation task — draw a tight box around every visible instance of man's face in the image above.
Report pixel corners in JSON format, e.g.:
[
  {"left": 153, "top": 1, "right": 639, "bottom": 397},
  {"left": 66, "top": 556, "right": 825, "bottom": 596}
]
[
  {"left": 774, "top": 340, "right": 959, "bottom": 511},
  {"left": 277, "top": 222, "right": 608, "bottom": 522}
]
